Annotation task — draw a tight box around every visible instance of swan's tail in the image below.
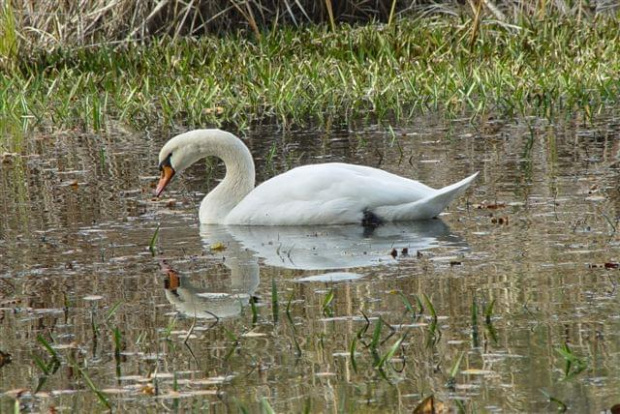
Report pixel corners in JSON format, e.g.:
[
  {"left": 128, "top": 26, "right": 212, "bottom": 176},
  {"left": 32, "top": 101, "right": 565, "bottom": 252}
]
[{"left": 375, "top": 172, "right": 479, "bottom": 221}]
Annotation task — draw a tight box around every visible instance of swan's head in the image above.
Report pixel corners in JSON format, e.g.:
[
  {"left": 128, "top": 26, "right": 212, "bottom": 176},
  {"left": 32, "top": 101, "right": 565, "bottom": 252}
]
[
  {"left": 155, "top": 129, "right": 253, "bottom": 198},
  {"left": 155, "top": 129, "right": 221, "bottom": 197}
]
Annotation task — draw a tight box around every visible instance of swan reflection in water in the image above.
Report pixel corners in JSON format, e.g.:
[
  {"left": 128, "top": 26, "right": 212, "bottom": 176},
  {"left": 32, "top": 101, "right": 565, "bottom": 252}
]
[
  {"left": 161, "top": 235, "right": 259, "bottom": 320},
  {"left": 163, "top": 220, "right": 467, "bottom": 320}
]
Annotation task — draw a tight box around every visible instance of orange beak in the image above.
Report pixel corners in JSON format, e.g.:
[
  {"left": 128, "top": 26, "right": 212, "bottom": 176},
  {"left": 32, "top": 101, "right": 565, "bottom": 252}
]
[
  {"left": 155, "top": 165, "right": 175, "bottom": 197},
  {"left": 164, "top": 270, "right": 180, "bottom": 291}
]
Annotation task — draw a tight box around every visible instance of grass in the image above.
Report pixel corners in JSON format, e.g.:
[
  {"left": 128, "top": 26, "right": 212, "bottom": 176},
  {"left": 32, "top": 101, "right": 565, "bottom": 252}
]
[
  {"left": 1, "top": 14, "right": 619, "bottom": 136},
  {"left": 34, "top": 335, "right": 61, "bottom": 393},
  {"left": 321, "top": 288, "right": 335, "bottom": 317},
  {"left": 148, "top": 224, "right": 160, "bottom": 257},
  {"left": 72, "top": 361, "right": 112, "bottom": 409},
  {"left": 285, "top": 294, "right": 303, "bottom": 357},
  {"left": 557, "top": 342, "right": 588, "bottom": 380}
]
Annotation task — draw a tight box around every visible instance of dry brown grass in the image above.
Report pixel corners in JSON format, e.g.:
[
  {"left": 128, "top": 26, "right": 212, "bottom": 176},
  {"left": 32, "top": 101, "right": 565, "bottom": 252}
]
[
  {"left": 7, "top": 0, "right": 616, "bottom": 51},
  {"left": 9, "top": 0, "right": 402, "bottom": 50}
]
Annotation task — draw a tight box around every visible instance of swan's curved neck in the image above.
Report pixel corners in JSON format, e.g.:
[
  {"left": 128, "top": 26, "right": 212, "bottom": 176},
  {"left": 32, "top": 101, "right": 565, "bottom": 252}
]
[
  {"left": 200, "top": 133, "right": 255, "bottom": 223},
  {"left": 170, "top": 130, "right": 255, "bottom": 223}
]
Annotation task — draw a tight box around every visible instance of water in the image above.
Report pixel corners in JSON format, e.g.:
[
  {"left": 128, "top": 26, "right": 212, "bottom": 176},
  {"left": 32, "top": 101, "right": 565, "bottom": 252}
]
[{"left": 1, "top": 116, "right": 619, "bottom": 412}]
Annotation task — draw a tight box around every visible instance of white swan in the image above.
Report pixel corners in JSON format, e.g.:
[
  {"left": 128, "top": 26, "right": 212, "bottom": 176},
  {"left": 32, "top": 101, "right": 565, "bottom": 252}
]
[{"left": 155, "top": 129, "right": 478, "bottom": 225}]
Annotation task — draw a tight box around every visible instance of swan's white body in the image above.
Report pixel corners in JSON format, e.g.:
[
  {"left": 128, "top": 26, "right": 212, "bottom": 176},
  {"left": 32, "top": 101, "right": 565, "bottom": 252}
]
[{"left": 156, "top": 129, "right": 477, "bottom": 225}]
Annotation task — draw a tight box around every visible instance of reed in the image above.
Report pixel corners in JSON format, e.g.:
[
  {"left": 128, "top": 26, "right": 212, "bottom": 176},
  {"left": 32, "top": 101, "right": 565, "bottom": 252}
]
[{"left": 7, "top": 0, "right": 617, "bottom": 50}]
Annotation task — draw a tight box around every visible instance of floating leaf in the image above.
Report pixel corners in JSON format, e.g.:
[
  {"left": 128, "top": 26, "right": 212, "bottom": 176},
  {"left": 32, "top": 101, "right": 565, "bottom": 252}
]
[
  {"left": 210, "top": 242, "right": 227, "bottom": 252},
  {"left": 413, "top": 395, "right": 445, "bottom": 414},
  {"left": 475, "top": 202, "right": 506, "bottom": 209},
  {"left": 0, "top": 350, "right": 11, "bottom": 368},
  {"left": 141, "top": 384, "right": 156, "bottom": 395},
  {"left": 491, "top": 216, "right": 509, "bottom": 225}
]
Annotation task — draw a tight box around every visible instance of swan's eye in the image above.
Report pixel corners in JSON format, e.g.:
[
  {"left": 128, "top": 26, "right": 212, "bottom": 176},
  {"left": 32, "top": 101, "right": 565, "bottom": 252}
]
[{"left": 159, "top": 153, "right": 172, "bottom": 171}]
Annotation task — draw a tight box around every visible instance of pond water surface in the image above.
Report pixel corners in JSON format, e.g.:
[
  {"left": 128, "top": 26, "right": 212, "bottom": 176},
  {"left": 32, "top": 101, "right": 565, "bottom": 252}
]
[{"left": 1, "top": 116, "right": 619, "bottom": 413}]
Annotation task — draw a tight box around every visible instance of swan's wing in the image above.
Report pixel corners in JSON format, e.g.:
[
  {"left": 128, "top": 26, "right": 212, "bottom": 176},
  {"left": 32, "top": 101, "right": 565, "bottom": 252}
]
[{"left": 225, "top": 163, "right": 439, "bottom": 225}]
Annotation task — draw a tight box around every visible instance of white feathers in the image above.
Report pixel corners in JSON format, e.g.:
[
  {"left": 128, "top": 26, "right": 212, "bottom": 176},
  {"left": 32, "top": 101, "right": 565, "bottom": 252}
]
[{"left": 157, "top": 129, "right": 477, "bottom": 225}]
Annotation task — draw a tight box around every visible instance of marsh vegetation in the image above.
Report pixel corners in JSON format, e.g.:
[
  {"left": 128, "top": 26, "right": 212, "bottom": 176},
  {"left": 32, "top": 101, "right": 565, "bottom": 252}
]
[{"left": 1, "top": 1, "right": 619, "bottom": 134}]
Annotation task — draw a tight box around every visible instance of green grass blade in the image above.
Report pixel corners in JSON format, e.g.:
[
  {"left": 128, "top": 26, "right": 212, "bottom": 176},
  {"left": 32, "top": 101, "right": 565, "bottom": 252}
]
[
  {"left": 370, "top": 317, "right": 383, "bottom": 350},
  {"left": 375, "top": 336, "right": 403, "bottom": 370},
  {"left": 250, "top": 296, "right": 259, "bottom": 325},
  {"left": 149, "top": 224, "right": 160, "bottom": 257},
  {"left": 471, "top": 297, "right": 479, "bottom": 326},
  {"left": 398, "top": 291, "right": 417, "bottom": 319},
  {"left": 422, "top": 294, "right": 437, "bottom": 321},
  {"left": 284, "top": 293, "right": 302, "bottom": 356},
  {"left": 32, "top": 354, "right": 49, "bottom": 374},
  {"left": 350, "top": 337, "right": 358, "bottom": 373},
  {"left": 36, "top": 335, "right": 60, "bottom": 360},
  {"left": 113, "top": 327, "right": 122, "bottom": 358},
  {"left": 261, "top": 397, "right": 276, "bottom": 414},
  {"left": 449, "top": 351, "right": 465, "bottom": 379},
  {"left": 271, "top": 277, "right": 279, "bottom": 324},
  {"left": 357, "top": 311, "right": 371, "bottom": 339},
  {"left": 105, "top": 301, "right": 123, "bottom": 322},
  {"left": 78, "top": 365, "right": 111, "bottom": 409},
  {"left": 322, "top": 288, "right": 335, "bottom": 317},
  {"left": 113, "top": 326, "right": 122, "bottom": 380},
  {"left": 484, "top": 298, "right": 496, "bottom": 324},
  {"left": 556, "top": 342, "right": 587, "bottom": 379},
  {"left": 285, "top": 293, "right": 295, "bottom": 328}
]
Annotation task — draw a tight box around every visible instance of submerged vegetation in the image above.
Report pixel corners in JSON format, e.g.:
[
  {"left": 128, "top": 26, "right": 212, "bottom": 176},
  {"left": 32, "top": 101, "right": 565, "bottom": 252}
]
[{"left": 0, "top": 2, "right": 619, "bottom": 134}]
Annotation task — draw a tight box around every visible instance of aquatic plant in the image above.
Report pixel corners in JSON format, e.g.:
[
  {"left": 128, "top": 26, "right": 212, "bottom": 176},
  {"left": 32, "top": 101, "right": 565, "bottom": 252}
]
[
  {"left": 149, "top": 224, "right": 160, "bottom": 257},
  {"left": 271, "top": 276, "right": 279, "bottom": 323},
  {"left": 556, "top": 342, "right": 588, "bottom": 380}
]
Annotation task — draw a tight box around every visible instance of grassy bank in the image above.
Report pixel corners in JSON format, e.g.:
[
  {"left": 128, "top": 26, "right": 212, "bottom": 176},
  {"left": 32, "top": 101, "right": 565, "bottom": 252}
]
[{"left": 1, "top": 14, "right": 620, "bottom": 133}]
